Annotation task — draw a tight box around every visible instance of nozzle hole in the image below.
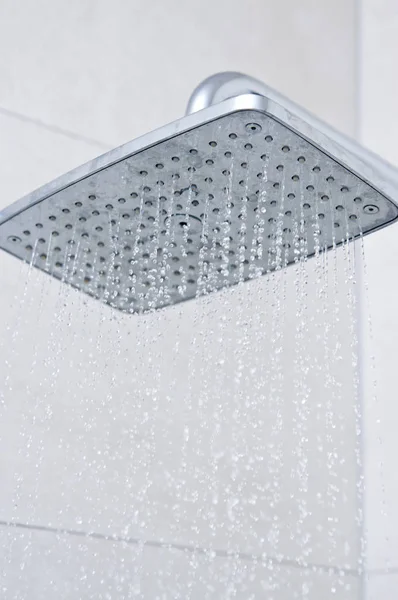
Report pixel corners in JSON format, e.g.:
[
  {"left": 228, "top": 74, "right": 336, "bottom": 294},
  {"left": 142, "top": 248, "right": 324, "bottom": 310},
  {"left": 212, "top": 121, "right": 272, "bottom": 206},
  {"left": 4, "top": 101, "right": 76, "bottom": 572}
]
[
  {"left": 245, "top": 123, "right": 262, "bottom": 133},
  {"left": 363, "top": 204, "right": 379, "bottom": 214}
]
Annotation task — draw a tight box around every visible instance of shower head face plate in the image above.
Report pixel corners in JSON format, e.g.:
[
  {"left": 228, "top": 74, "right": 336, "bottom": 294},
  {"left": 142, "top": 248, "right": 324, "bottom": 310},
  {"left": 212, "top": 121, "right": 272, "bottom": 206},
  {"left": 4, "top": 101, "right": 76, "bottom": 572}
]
[{"left": 0, "top": 99, "right": 397, "bottom": 314}]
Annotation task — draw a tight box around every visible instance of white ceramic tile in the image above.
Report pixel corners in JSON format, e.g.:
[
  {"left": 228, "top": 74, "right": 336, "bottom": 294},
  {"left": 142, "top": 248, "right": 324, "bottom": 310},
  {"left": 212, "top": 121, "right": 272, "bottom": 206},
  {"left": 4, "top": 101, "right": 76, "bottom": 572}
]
[
  {"left": 0, "top": 0, "right": 357, "bottom": 147},
  {"left": 360, "top": 0, "right": 398, "bottom": 571},
  {"left": 0, "top": 525, "right": 359, "bottom": 599},
  {"left": 0, "top": 112, "right": 104, "bottom": 208},
  {"left": 361, "top": 229, "right": 398, "bottom": 570},
  {"left": 361, "top": 0, "right": 398, "bottom": 164},
  {"left": 364, "top": 573, "right": 398, "bottom": 600}
]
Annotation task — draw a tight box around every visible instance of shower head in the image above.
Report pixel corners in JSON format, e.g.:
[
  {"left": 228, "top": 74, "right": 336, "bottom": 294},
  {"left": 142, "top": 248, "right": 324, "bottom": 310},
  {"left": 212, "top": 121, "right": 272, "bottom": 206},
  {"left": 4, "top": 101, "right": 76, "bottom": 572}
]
[{"left": 1, "top": 71, "right": 397, "bottom": 314}]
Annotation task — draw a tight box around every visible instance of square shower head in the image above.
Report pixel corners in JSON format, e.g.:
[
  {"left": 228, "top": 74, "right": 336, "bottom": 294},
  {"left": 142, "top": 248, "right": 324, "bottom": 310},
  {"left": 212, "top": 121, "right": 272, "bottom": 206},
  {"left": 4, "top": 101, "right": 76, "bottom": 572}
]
[{"left": 0, "top": 76, "right": 397, "bottom": 314}]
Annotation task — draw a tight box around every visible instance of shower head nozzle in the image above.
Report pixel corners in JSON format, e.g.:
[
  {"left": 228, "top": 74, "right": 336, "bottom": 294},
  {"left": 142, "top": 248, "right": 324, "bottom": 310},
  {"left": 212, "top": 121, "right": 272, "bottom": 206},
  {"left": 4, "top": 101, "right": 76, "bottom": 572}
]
[{"left": 1, "top": 72, "right": 397, "bottom": 314}]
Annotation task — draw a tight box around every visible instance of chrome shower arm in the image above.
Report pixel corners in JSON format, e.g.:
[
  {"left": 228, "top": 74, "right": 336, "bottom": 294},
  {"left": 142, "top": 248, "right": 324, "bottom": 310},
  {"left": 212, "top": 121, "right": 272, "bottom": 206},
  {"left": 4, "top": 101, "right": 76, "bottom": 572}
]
[
  {"left": 186, "top": 72, "right": 279, "bottom": 115},
  {"left": 185, "top": 71, "right": 322, "bottom": 130},
  {"left": 185, "top": 71, "right": 398, "bottom": 207}
]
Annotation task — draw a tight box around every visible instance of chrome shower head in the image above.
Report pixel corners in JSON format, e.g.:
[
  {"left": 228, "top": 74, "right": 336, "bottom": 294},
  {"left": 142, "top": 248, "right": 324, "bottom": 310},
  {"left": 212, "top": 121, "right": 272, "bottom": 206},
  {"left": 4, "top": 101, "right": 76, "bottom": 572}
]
[{"left": 1, "top": 72, "right": 397, "bottom": 314}]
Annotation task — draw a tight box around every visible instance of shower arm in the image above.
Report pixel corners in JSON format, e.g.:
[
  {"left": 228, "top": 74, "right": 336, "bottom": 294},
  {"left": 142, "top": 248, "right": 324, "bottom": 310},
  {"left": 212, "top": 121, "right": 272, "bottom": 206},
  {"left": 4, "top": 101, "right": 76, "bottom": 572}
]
[
  {"left": 185, "top": 71, "right": 330, "bottom": 139},
  {"left": 185, "top": 70, "right": 398, "bottom": 199},
  {"left": 186, "top": 71, "right": 288, "bottom": 115},
  {"left": 185, "top": 70, "right": 351, "bottom": 154}
]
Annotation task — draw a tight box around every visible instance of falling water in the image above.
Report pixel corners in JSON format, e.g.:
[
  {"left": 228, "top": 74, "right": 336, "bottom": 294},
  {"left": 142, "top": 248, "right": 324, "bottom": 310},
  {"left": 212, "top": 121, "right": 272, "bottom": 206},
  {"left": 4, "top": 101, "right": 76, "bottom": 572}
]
[
  {"left": 0, "top": 118, "right": 374, "bottom": 599},
  {"left": 358, "top": 230, "right": 389, "bottom": 575}
]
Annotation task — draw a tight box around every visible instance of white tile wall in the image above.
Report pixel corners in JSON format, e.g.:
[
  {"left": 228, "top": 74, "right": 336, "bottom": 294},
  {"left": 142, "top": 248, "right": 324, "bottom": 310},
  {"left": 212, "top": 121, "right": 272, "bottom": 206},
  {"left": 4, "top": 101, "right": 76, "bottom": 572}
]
[
  {"left": 364, "top": 573, "right": 398, "bottom": 600},
  {"left": 361, "top": 0, "right": 398, "bottom": 582},
  {"left": 0, "top": 526, "right": 359, "bottom": 600},
  {"left": 0, "top": 0, "right": 357, "bottom": 146}
]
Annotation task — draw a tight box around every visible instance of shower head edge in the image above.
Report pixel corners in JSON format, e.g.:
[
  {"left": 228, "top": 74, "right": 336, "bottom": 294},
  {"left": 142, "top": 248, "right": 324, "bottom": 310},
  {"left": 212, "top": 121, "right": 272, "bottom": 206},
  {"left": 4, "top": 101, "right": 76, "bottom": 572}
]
[
  {"left": 187, "top": 72, "right": 398, "bottom": 213},
  {"left": 1, "top": 80, "right": 397, "bottom": 315},
  {"left": 1, "top": 89, "right": 398, "bottom": 230},
  {"left": 0, "top": 94, "right": 268, "bottom": 227}
]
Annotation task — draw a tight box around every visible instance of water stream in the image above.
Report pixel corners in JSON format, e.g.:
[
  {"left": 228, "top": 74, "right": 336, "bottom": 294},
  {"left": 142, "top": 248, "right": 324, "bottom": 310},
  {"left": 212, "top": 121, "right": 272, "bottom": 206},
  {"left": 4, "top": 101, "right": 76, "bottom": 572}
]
[{"left": 0, "top": 152, "right": 371, "bottom": 598}]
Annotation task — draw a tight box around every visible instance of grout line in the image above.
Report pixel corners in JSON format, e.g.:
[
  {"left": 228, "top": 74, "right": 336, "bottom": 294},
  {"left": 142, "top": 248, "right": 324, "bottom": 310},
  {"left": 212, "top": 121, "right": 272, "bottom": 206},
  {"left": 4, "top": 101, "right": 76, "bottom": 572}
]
[
  {"left": 0, "top": 105, "right": 111, "bottom": 151},
  {"left": 354, "top": 0, "right": 364, "bottom": 145},
  {"left": 370, "top": 567, "right": 398, "bottom": 576},
  {"left": 354, "top": 3, "right": 367, "bottom": 600},
  {"left": 0, "top": 519, "right": 359, "bottom": 577}
]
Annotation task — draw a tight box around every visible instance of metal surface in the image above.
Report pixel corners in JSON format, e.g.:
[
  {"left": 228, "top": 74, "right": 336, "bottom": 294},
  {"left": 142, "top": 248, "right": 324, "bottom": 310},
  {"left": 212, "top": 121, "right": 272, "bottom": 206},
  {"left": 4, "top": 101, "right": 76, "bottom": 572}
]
[
  {"left": 186, "top": 72, "right": 251, "bottom": 115},
  {"left": 1, "top": 78, "right": 398, "bottom": 314}
]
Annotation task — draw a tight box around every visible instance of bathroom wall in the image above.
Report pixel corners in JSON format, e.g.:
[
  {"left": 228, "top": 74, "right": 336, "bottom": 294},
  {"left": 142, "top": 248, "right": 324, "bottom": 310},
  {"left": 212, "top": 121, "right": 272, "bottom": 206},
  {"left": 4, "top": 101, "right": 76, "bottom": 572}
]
[
  {"left": 360, "top": 0, "right": 398, "bottom": 597},
  {"left": 0, "top": 1, "right": 362, "bottom": 598}
]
